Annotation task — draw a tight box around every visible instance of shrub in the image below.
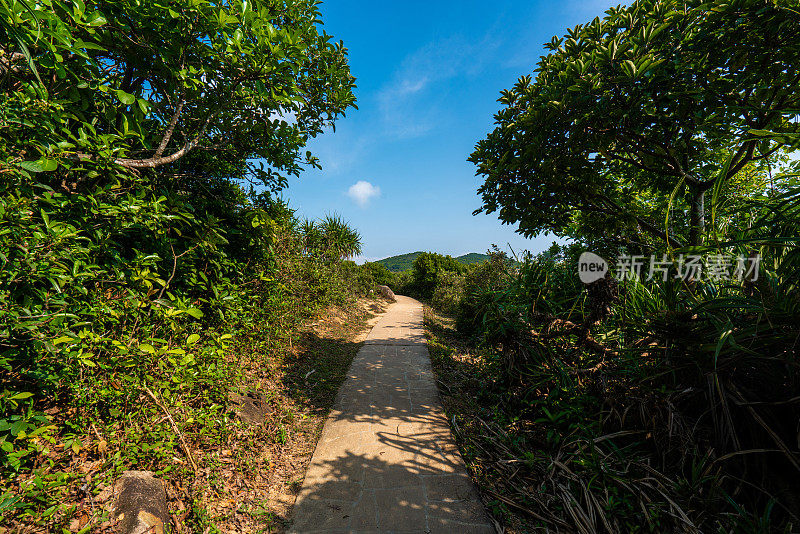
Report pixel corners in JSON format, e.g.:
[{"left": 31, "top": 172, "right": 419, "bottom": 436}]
[
  {"left": 0, "top": 169, "right": 366, "bottom": 525},
  {"left": 360, "top": 262, "right": 395, "bottom": 288},
  {"left": 440, "top": 192, "right": 800, "bottom": 530},
  {"left": 431, "top": 271, "right": 466, "bottom": 315},
  {"left": 455, "top": 252, "right": 514, "bottom": 335},
  {"left": 411, "top": 252, "right": 465, "bottom": 299},
  {"left": 391, "top": 270, "right": 415, "bottom": 296}
]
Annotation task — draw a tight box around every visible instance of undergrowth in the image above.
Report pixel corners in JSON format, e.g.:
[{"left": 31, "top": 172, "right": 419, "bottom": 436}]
[
  {"left": 423, "top": 192, "right": 800, "bottom": 533},
  {"left": 0, "top": 170, "right": 382, "bottom": 531}
]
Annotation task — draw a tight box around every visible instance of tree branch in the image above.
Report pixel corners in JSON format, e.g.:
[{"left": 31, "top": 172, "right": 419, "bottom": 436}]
[
  {"left": 154, "top": 94, "right": 186, "bottom": 158},
  {"left": 726, "top": 139, "right": 760, "bottom": 180},
  {"left": 591, "top": 192, "right": 686, "bottom": 248},
  {"left": 600, "top": 148, "right": 664, "bottom": 175},
  {"left": 115, "top": 109, "right": 219, "bottom": 169}
]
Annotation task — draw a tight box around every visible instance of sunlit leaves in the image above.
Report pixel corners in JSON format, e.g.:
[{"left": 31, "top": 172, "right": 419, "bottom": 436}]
[
  {"left": 301, "top": 214, "right": 362, "bottom": 260},
  {"left": 470, "top": 0, "right": 800, "bottom": 250},
  {"left": 1, "top": 0, "right": 356, "bottom": 190}
]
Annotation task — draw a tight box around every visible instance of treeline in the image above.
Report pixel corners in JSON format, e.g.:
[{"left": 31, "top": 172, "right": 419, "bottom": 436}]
[
  {"left": 0, "top": 0, "right": 384, "bottom": 529},
  {"left": 363, "top": 250, "right": 472, "bottom": 308}
]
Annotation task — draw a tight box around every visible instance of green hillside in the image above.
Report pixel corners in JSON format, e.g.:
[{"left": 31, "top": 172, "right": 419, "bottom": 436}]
[
  {"left": 375, "top": 251, "right": 490, "bottom": 272},
  {"left": 456, "top": 252, "right": 491, "bottom": 265}
]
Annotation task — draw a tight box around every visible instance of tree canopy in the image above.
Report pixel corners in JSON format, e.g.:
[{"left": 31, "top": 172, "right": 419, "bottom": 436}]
[
  {"left": 470, "top": 0, "right": 800, "bottom": 248},
  {"left": 412, "top": 252, "right": 465, "bottom": 298},
  {"left": 1, "top": 0, "right": 356, "bottom": 190}
]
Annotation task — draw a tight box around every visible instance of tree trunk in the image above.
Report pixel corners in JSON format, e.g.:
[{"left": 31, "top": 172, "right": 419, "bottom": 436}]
[{"left": 689, "top": 188, "right": 705, "bottom": 246}]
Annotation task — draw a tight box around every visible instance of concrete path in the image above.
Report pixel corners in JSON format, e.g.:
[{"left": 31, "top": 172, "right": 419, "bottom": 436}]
[{"left": 289, "top": 296, "right": 494, "bottom": 534}]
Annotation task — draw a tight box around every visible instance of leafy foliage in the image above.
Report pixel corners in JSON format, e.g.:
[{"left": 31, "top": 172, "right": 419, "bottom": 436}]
[
  {"left": 0, "top": 167, "right": 374, "bottom": 526},
  {"left": 410, "top": 252, "right": 465, "bottom": 299},
  {"left": 1, "top": 0, "right": 356, "bottom": 187},
  {"left": 449, "top": 1, "right": 800, "bottom": 531},
  {"left": 429, "top": 211, "right": 800, "bottom": 531},
  {"left": 0, "top": 0, "right": 368, "bottom": 528},
  {"left": 470, "top": 0, "right": 800, "bottom": 247},
  {"left": 360, "top": 262, "right": 394, "bottom": 287},
  {"left": 300, "top": 214, "right": 363, "bottom": 260}
]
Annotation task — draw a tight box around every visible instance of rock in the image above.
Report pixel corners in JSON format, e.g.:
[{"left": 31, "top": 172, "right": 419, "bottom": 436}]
[
  {"left": 376, "top": 285, "right": 396, "bottom": 302},
  {"left": 229, "top": 391, "right": 273, "bottom": 425},
  {"left": 114, "top": 471, "right": 169, "bottom": 534}
]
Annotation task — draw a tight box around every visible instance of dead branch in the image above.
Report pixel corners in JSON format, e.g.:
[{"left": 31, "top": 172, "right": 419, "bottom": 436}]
[
  {"left": 144, "top": 386, "right": 199, "bottom": 475},
  {"left": 115, "top": 110, "right": 219, "bottom": 169}
]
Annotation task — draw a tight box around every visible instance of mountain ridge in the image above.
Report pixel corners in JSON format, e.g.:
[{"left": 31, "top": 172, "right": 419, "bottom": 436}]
[{"left": 373, "top": 251, "right": 490, "bottom": 272}]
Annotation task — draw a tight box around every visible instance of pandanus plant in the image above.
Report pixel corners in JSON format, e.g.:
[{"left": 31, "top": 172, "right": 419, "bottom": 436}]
[{"left": 300, "top": 214, "right": 362, "bottom": 261}]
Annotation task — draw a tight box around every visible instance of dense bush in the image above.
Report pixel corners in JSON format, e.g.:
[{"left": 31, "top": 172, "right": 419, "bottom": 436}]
[
  {"left": 410, "top": 252, "right": 465, "bottom": 299},
  {"left": 429, "top": 271, "right": 465, "bottom": 316},
  {"left": 442, "top": 2, "right": 800, "bottom": 529},
  {"left": 389, "top": 269, "right": 414, "bottom": 296},
  {"left": 0, "top": 166, "right": 374, "bottom": 524},
  {"left": 454, "top": 251, "right": 514, "bottom": 335},
  {"left": 426, "top": 195, "right": 800, "bottom": 530},
  {"left": 360, "top": 262, "right": 395, "bottom": 287}
]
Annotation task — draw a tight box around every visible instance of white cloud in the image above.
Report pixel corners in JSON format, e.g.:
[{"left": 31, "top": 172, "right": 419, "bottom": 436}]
[
  {"left": 396, "top": 76, "right": 429, "bottom": 96},
  {"left": 347, "top": 180, "right": 381, "bottom": 207},
  {"left": 377, "top": 33, "right": 502, "bottom": 139}
]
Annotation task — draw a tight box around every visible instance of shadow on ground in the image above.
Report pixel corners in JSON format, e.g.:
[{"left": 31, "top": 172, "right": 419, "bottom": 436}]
[
  {"left": 287, "top": 298, "right": 494, "bottom": 533},
  {"left": 283, "top": 331, "right": 367, "bottom": 412},
  {"left": 289, "top": 449, "right": 493, "bottom": 533}
]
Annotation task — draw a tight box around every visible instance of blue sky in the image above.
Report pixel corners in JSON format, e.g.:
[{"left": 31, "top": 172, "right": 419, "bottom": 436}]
[{"left": 281, "top": 0, "right": 619, "bottom": 262}]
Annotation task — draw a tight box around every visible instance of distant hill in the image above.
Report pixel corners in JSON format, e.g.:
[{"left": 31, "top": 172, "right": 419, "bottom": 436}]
[
  {"left": 374, "top": 251, "right": 491, "bottom": 272},
  {"left": 456, "top": 252, "right": 491, "bottom": 265},
  {"left": 374, "top": 252, "right": 423, "bottom": 272}
]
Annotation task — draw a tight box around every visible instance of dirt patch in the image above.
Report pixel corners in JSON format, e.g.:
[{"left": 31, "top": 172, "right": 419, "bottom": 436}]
[{"left": 228, "top": 392, "right": 275, "bottom": 425}]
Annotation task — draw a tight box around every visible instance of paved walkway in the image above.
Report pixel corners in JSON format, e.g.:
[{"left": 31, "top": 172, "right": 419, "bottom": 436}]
[{"left": 289, "top": 296, "right": 494, "bottom": 534}]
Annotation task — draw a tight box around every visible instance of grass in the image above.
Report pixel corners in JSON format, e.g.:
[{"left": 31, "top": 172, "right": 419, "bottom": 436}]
[
  {"left": 423, "top": 306, "right": 536, "bottom": 532},
  {"left": 424, "top": 299, "right": 799, "bottom": 534},
  {"left": 425, "top": 305, "right": 667, "bottom": 533}
]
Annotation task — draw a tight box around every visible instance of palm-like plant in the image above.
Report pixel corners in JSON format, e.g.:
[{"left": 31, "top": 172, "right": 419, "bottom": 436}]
[
  {"left": 300, "top": 218, "right": 321, "bottom": 255},
  {"left": 299, "top": 214, "right": 362, "bottom": 260},
  {"left": 318, "top": 214, "right": 362, "bottom": 260}
]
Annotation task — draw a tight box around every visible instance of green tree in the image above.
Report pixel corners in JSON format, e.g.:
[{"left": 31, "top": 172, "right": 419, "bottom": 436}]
[
  {"left": 318, "top": 214, "right": 362, "bottom": 260},
  {"left": 0, "top": 1, "right": 360, "bottom": 522},
  {"left": 361, "top": 262, "right": 394, "bottom": 287},
  {"left": 301, "top": 214, "right": 362, "bottom": 260},
  {"left": 1, "top": 0, "right": 356, "bottom": 190},
  {"left": 470, "top": 0, "right": 800, "bottom": 248}
]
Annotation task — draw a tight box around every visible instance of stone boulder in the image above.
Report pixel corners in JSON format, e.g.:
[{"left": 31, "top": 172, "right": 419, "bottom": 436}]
[
  {"left": 376, "top": 285, "right": 396, "bottom": 302},
  {"left": 114, "top": 471, "right": 169, "bottom": 534}
]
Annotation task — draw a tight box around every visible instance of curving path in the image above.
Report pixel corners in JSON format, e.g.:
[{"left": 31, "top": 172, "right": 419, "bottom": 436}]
[{"left": 288, "top": 296, "right": 494, "bottom": 534}]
